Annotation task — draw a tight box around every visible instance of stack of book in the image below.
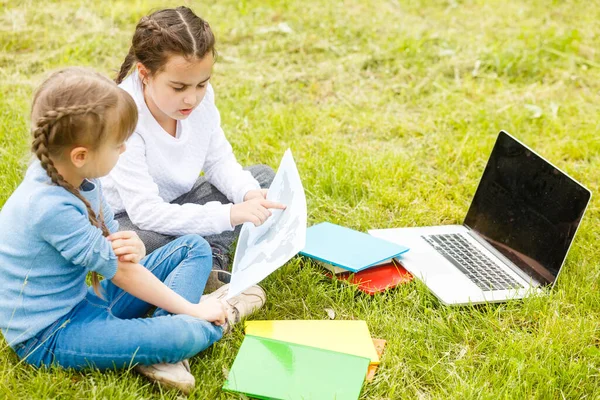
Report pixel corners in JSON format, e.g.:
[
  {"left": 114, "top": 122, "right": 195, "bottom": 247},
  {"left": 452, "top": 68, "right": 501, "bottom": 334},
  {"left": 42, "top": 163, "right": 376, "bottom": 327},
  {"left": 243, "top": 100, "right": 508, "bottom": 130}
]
[
  {"left": 299, "top": 222, "right": 413, "bottom": 294},
  {"left": 222, "top": 320, "right": 386, "bottom": 399}
]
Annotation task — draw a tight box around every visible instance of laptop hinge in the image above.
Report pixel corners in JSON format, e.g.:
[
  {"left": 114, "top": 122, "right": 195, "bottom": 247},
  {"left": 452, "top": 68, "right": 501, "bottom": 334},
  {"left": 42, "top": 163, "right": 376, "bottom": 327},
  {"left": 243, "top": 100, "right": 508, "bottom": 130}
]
[{"left": 464, "top": 226, "right": 542, "bottom": 287}]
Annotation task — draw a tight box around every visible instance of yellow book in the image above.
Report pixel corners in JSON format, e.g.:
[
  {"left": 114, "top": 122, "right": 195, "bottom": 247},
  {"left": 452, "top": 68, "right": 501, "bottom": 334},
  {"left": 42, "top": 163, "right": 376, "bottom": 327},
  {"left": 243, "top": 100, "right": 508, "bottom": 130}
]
[{"left": 244, "top": 320, "right": 380, "bottom": 365}]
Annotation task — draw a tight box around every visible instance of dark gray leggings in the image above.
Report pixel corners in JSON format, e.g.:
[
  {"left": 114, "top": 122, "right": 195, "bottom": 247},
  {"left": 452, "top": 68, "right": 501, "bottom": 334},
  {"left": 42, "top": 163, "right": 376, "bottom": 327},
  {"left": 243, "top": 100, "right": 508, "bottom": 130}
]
[{"left": 115, "top": 164, "right": 276, "bottom": 269}]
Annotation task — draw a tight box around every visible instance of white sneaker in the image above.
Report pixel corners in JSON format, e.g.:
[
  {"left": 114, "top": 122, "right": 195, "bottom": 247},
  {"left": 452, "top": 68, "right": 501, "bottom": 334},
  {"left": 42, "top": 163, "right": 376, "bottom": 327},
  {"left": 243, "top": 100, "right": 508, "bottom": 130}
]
[
  {"left": 135, "top": 359, "right": 195, "bottom": 394},
  {"left": 201, "top": 284, "right": 266, "bottom": 332}
]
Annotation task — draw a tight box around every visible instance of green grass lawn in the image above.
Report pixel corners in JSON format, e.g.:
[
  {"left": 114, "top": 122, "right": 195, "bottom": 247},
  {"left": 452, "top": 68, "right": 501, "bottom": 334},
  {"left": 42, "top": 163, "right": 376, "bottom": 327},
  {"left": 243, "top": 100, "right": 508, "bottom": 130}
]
[{"left": 2, "top": 0, "right": 600, "bottom": 398}]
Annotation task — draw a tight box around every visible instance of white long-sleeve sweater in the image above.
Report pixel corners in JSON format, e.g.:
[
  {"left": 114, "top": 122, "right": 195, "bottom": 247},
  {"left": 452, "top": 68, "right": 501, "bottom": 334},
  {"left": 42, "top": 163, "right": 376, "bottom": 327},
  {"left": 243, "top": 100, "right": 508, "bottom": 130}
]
[{"left": 101, "top": 72, "right": 260, "bottom": 236}]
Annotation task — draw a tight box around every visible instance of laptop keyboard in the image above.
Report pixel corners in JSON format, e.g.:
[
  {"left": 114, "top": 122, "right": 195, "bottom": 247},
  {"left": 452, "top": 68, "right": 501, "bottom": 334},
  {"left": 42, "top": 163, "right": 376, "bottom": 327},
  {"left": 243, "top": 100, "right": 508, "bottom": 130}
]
[{"left": 422, "top": 233, "right": 524, "bottom": 291}]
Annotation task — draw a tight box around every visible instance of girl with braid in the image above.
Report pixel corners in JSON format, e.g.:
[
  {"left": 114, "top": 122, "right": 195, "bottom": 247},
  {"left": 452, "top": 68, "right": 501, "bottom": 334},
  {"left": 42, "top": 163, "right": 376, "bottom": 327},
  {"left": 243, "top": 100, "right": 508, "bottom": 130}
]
[
  {"left": 0, "top": 67, "right": 265, "bottom": 395},
  {"left": 102, "top": 6, "right": 285, "bottom": 290}
]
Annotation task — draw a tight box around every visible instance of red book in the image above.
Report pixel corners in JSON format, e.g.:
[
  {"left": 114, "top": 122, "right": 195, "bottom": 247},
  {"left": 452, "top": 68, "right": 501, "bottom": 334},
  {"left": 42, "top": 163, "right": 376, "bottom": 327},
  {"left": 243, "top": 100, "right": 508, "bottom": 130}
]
[{"left": 326, "top": 261, "right": 413, "bottom": 295}]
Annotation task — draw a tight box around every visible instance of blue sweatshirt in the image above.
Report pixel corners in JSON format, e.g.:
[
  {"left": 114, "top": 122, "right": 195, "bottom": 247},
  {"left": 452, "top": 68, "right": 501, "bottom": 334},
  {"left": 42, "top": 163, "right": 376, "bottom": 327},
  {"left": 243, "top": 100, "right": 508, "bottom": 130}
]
[{"left": 0, "top": 161, "right": 118, "bottom": 348}]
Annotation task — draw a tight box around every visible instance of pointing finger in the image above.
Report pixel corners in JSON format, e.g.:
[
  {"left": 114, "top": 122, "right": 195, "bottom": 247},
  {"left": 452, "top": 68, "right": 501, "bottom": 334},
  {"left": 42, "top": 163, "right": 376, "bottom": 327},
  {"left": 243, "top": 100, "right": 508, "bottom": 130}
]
[{"left": 260, "top": 200, "right": 287, "bottom": 210}]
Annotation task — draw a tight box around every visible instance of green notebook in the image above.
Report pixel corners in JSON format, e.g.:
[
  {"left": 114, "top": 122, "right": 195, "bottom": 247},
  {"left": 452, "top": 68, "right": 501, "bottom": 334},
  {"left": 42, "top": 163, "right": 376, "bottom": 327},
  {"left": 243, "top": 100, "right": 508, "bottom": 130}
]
[{"left": 223, "top": 335, "right": 370, "bottom": 400}]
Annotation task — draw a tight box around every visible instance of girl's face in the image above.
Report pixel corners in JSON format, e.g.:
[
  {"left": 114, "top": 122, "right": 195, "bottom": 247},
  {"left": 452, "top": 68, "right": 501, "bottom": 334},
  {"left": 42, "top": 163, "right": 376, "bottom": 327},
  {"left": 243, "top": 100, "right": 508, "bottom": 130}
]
[
  {"left": 56, "top": 133, "right": 126, "bottom": 189},
  {"left": 85, "top": 136, "right": 127, "bottom": 179},
  {"left": 139, "top": 53, "right": 213, "bottom": 127}
]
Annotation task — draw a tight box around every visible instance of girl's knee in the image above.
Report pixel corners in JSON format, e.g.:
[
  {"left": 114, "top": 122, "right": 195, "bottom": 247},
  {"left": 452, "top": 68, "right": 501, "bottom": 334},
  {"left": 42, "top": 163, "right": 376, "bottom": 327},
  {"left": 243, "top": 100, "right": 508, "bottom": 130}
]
[
  {"left": 158, "top": 316, "right": 223, "bottom": 359},
  {"left": 178, "top": 234, "right": 211, "bottom": 256},
  {"left": 248, "top": 164, "right": 275, "bottom": 187},
  {"left": 181, "top": 235, "right": 213, "bottom": 273},
  {"left": 181, "top": 316, "right": 223, "bottom": 347}
]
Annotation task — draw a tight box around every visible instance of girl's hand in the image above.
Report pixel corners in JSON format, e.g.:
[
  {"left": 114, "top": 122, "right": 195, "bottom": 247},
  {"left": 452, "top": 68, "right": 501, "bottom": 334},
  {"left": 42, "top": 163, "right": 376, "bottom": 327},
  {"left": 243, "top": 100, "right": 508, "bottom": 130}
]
[
  {"left": 230, "top": 198, "right": 286, "bottom": 227},
  {"left": 244, "top": 189, "right": 268, "bottom": 201},
  {"left": 108, "top": 231, "right": 147, "bottom": 263},
  {"left": 187, "top": 297, "right": 227, "bottom": 325}
]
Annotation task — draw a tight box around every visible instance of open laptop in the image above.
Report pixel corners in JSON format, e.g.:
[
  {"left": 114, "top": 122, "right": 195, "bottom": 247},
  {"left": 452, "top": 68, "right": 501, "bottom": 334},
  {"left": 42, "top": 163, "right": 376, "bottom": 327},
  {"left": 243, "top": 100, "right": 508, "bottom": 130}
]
[{"left": 369, "top": 131, "right": 591, "bottom": 305}]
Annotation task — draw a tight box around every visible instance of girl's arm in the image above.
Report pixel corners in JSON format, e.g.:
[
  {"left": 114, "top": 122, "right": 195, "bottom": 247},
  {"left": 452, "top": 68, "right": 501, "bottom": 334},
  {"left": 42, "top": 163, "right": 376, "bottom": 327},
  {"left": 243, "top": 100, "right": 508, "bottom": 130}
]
[
  {"left": 34, "top": 191, "right": 119, "bottom": 278},
  {"left": 111, "top": 260, "right": 226, "bottom": 324},
  {"left": 106, "top": 133, "right": 233, "bottom": 237},
  {"left": 34, "top": 194, "right": 225, "bottom": 324}
]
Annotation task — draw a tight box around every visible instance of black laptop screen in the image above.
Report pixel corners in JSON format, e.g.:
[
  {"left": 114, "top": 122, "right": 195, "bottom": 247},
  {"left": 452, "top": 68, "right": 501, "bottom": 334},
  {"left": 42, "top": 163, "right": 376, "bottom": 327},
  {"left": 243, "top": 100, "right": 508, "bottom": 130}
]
[{"left": 464, "top": 131, "right": 590, "bottom": 285}]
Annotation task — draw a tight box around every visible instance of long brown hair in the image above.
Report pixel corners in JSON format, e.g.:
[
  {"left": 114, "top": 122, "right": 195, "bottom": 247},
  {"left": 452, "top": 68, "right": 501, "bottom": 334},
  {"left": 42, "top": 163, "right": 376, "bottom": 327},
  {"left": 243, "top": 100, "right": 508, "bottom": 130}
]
[
  {"left": 31, "top": 67, "right": 138, "bottom": 297},
  {"left": 116, "top": 6, "right": 216, "bottom": 84}
]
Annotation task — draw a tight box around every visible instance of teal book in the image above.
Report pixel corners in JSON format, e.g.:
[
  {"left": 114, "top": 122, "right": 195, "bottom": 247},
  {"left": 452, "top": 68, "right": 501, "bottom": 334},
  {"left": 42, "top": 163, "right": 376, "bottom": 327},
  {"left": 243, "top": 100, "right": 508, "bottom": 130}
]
[
  {"left": 223, "top": 335, "right": 370, "bottom": 400},
  {"left": 299, "top": 222, "right": 410, "bottom": 273}
]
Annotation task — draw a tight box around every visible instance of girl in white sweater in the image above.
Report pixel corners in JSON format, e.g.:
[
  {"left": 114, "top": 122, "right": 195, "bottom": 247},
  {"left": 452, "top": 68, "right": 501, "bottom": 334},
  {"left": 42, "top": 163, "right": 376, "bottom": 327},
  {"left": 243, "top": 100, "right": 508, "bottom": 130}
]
[{"left": 102, "top": 7, "right": 285, "bottom": 288}]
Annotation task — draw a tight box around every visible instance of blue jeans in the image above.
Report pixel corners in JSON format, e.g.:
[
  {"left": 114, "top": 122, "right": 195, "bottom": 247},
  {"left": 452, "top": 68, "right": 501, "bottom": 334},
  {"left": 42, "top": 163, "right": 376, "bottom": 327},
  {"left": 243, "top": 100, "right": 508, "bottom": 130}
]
[{"left": 14, "top": 235, "right": 223, "bottom": 370}]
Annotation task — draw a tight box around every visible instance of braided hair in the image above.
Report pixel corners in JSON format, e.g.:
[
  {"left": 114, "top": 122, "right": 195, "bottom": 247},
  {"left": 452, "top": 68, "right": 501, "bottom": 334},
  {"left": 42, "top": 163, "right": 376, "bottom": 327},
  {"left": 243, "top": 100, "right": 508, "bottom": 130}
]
[
  {"left": 115, "top": 6, "right": 216, "bottom": 84},
  {"left": 31, "top": 67, "right": 138, "bottom": 297}
]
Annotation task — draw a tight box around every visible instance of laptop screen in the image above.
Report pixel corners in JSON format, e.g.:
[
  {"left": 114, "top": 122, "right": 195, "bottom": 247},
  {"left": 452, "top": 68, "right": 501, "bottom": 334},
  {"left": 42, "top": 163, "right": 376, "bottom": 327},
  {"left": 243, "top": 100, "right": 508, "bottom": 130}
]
[{"left": 464, "top": 131, "right": 591, "bottom": 285}]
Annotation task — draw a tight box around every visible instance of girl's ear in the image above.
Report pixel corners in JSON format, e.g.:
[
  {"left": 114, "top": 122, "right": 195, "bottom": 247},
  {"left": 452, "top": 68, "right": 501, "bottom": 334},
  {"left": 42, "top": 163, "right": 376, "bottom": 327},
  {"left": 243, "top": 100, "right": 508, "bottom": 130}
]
[
  {"left": 70, "top": 146, "right": 89, "bottom": 169},
  {"left": 137, "top": 62, "right": 149, "bottom": 84}
]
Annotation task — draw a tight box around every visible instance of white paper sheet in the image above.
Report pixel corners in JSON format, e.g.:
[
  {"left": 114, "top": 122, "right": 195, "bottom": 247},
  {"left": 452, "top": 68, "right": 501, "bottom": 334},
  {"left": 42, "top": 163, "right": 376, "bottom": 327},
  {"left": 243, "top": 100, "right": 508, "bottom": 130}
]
[{"left": 227, "top": 149, "right": 307, "bottom": 299}]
